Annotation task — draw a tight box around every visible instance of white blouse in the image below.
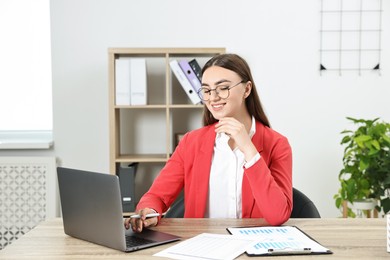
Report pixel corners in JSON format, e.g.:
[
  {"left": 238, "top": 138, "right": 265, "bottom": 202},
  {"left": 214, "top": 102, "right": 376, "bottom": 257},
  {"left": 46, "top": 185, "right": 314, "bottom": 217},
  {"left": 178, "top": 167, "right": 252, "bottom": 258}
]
[{"left": 204, "top": 117, "right": 260, "bottom": 218}]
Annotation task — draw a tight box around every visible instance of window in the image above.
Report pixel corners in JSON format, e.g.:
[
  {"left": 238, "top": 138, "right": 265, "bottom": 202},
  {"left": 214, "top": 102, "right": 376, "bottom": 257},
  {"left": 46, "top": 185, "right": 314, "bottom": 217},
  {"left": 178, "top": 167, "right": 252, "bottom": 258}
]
[{"left": 0, "top": 0, "right": 52, "bottom": 148}]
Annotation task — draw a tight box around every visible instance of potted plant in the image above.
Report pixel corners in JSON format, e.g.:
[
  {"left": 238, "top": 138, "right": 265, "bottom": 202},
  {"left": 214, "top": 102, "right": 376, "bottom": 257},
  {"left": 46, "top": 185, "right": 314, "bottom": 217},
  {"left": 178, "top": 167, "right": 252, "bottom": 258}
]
[{"left": 334, "top": 117, "right": 390, "bottom": 217}]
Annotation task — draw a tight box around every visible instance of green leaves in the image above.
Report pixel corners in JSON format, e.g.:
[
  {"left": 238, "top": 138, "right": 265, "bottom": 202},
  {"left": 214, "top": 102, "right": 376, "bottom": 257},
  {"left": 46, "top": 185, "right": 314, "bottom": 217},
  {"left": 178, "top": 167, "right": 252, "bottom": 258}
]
[
  {"left": 359, "top": 159, "right": 369, "bottom": 171},
  {"left": 381, "top": 197, "right": 390, "bottom": 214},
  {"left": 382, "top": 134, "right": 390, "bottom": 145},
  {"left": 354, "top": 135, "right": 372, "bottom": 148},
  {"left": 335, "top": 117, "right": 390, "bottom": 216}
]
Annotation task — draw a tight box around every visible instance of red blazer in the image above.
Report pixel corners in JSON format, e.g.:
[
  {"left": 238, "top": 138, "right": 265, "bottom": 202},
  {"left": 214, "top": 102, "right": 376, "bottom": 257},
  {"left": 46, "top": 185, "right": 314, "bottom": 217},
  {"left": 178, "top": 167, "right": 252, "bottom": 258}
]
[{"left": 136, "top": 121, "right": 293, "bottom": 225}]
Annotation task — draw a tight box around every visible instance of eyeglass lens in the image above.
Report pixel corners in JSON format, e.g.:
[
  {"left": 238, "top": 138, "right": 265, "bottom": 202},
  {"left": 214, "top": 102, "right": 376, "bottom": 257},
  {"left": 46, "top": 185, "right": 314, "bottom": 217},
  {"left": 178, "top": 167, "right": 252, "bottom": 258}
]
[
  {"left": 198, "top": 86, "right": 230, "bottom": 101},
  {"left": 197, "top": 81, "right": 243, "bottom": 101}
]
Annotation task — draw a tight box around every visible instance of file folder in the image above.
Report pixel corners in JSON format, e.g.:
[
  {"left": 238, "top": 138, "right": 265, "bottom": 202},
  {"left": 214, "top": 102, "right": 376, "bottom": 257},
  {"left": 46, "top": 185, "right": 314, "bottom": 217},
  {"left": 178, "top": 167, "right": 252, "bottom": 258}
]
[
  {"left": 178, "top": 60, "right": 202, "bottom": 94},
  {"left": 188, "top": 58, "right": 202, "bottom": 82},
  {"left": 115, "top": 59, "right": 131, "bottom": 105},
  {"left": 170, "top": 60, "right": 202, "bottom": 105},
  {"left": 130, "top": 58, "right": 147, "bottom": 105},
  {"left": 118, "top": 163, "right": 138, "bottom": 212}
]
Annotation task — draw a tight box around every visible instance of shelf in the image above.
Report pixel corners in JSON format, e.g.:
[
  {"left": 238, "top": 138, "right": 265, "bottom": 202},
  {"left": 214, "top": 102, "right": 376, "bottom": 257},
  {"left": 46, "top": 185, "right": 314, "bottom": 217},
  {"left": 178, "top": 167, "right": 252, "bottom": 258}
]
[
  {"left": 115, "top": 104, "right": 204, "bottom": 109},
  {"left": 168, "top": 104, "right": 204, "bottom": 109},
  {"left": 115, "top": 105, "right": 167, "bottom": 109},
  {"left": 109, "top": 47, "right": 226, "bottom": 55},
  {"left": 116, "top": 154, "right": 168, "bottom": 163},
  {"left": 108, "top": 47, "right": 225, "bottom": 215}
]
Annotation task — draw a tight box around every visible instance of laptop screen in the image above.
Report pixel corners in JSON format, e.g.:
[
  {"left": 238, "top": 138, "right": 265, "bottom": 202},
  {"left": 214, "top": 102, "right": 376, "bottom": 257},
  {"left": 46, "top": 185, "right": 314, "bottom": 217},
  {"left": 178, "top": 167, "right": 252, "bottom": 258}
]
[{"left": 57, "top": 167, "right": 180, "bottom": 252}]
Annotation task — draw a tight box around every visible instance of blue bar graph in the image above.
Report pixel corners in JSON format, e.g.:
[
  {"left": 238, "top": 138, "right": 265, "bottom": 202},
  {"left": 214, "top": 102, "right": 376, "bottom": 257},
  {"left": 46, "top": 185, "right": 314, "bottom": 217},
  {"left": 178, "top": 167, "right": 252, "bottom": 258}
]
[
  {"left": 239, "top": 227, "right": 289, "bottom": 235},
  {"left": 232, "top": 226, "right": 308, "bottom": 251}
]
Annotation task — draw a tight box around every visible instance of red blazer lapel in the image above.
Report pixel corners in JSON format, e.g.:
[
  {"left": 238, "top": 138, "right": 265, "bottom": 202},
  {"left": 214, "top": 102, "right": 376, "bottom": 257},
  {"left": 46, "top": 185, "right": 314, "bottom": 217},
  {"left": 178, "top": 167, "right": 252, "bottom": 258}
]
[
  {"left": 186, "top": 125, "right": 215, "bottom": 217},
  {"left": 241, "top": 122, "right": 265, "bottom": 217}
]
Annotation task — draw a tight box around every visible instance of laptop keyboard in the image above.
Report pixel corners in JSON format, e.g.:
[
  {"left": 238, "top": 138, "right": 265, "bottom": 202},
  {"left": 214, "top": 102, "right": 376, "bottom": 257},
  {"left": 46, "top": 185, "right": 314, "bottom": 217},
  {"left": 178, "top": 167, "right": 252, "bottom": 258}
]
[{"left": 125, "top": 235, "right": 155, "bottom": 248}]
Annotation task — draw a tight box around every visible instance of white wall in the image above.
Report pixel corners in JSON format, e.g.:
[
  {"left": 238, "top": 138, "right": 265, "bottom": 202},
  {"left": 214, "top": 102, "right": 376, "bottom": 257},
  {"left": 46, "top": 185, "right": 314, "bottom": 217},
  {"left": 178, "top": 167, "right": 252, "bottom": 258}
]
[{"left": 50, "top": 0, "right": 390, "bottom": 217}]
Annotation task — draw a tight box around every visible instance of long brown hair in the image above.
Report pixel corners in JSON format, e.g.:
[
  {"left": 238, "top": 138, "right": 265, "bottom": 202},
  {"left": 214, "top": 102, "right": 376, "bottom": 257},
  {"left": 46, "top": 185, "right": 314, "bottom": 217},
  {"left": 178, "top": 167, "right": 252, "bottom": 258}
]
[{"left": 201, "top": 53, "right": 270, "bottom": 128}]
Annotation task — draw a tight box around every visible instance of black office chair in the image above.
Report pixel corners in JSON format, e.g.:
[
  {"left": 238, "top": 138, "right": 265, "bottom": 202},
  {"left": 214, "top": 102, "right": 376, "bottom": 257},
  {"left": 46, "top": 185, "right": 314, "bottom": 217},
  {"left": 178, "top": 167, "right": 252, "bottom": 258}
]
[
  {"left": 164, "top": 188, "right": 320, "bottom": 218},
  {"left": 290, "top": 188, "right": 321, "bottom": 218},
  {"left": 164, "top": 195, "right": 185, "bottom": 218}
]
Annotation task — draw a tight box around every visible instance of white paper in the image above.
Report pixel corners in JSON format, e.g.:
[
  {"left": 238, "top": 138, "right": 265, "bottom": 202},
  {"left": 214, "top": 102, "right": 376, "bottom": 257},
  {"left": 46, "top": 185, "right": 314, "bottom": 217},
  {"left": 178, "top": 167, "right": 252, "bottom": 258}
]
[
  {"left": 154, "top": 233, "right": 258, "bottom": 260},
  {"left": 228, "top": 226, "right": 330, "bottom": 255}
]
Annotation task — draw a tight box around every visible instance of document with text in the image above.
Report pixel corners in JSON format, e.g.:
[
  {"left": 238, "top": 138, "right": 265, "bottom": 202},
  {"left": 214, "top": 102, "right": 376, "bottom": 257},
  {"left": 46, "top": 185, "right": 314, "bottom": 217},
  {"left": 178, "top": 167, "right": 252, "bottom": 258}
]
[
  {"left": 227, "top": 226, "right": 332, "bottom": 256},
  {"left": 154, "top": 233, "right": 259, "bottom": 260}
]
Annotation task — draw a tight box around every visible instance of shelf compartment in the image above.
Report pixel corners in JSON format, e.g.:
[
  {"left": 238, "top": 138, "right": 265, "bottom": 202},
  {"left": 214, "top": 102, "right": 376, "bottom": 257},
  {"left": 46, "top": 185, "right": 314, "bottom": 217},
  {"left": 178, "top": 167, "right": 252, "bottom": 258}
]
[
  {"left": 119, "top": 109, "right": 167, "bottom": 156},
  {"left": 170, "top": 108, "right": 203, "bottom": 153},
  {"left": 116, "top": 154, "right": 168, "bottom": 163},
  {"left": 113, "top": 56, "right": 166, "bottom": 105}
]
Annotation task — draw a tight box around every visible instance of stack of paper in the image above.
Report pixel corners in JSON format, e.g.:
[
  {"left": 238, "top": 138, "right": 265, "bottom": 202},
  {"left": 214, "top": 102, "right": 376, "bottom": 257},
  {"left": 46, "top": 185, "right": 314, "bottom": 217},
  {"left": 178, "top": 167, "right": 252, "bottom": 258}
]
[
  {"left": 154, "top": 233, "right": 258, "bottom": 260},
  {"left": 155, "top": 226, "right": 332, "bottom": 259}
]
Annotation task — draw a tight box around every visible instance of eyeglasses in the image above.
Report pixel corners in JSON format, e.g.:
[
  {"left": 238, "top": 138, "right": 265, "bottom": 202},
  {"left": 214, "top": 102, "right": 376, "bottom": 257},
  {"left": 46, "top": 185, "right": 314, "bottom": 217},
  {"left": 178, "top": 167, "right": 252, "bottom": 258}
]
[{"left": 197, "top": 81, "right": 245, "bottom": 101}]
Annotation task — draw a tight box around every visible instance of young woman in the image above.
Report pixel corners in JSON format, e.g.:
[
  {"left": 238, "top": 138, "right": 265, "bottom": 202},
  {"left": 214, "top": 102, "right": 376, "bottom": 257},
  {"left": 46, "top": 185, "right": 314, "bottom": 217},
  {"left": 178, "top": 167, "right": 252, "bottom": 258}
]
[{"left": 125, "top": 53, "right": 292, "bottom": 232}]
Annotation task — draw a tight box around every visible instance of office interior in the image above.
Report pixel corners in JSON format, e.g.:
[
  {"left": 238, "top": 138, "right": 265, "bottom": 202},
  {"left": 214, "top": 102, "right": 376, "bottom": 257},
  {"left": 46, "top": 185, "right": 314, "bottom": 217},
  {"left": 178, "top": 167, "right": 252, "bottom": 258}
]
[{"left": 0, "top": 0, "right": 389, "bottom": 224}]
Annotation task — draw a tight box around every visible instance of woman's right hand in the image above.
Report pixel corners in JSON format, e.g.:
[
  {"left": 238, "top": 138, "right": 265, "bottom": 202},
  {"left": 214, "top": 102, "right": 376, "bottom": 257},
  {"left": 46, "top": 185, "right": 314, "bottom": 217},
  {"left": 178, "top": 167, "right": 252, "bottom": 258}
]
[{"left": 124, "top": 208, "right": 159, "bottom": 233}]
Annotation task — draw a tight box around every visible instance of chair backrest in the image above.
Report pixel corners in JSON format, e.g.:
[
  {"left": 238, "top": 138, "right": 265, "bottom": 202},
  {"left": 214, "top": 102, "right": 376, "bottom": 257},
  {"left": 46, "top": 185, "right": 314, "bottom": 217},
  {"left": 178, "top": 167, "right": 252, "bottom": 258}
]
[
  {"left": 291, "top": 188, "right": 321, "bottom": 218},
  {"left": 164, "top": 195, "right": 185, "bottom": 218},
  {"left": 164, "top": 187, "right": 321, "bottom": 218}
]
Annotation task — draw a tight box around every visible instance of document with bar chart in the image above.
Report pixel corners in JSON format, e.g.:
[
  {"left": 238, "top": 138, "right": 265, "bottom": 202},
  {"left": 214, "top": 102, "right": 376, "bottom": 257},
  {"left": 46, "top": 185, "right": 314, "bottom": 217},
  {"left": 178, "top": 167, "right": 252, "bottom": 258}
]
[{"left": 227, "top": 226, "right": 332, "bottom": 256}]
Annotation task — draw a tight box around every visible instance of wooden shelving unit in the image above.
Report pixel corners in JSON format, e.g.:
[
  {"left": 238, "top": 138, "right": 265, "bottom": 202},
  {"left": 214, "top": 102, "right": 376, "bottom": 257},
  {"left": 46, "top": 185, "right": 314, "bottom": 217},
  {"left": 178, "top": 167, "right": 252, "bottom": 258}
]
[{"left": 108, "top": 48, "right": 225, "bottom": 174}]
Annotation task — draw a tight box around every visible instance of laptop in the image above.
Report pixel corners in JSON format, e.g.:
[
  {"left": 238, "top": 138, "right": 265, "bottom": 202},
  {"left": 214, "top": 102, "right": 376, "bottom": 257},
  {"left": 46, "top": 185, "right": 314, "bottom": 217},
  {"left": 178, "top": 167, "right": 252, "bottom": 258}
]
[{"left": 57, "top": 167, "right": 180, "bottom": 252}]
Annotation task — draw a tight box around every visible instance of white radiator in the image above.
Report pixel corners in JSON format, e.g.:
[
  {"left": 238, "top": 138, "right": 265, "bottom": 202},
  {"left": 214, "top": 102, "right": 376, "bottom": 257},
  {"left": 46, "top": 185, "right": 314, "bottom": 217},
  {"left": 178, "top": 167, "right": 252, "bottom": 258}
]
[{"left": 0, "top": 156, "right": 59, "bottom": 250}]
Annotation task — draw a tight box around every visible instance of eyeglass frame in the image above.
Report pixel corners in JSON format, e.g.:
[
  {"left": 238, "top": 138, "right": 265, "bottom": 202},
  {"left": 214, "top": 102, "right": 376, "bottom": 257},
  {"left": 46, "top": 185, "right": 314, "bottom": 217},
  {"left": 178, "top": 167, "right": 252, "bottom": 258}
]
[{"left": 197, "top": 80, "right": 245, "bottom": 101}]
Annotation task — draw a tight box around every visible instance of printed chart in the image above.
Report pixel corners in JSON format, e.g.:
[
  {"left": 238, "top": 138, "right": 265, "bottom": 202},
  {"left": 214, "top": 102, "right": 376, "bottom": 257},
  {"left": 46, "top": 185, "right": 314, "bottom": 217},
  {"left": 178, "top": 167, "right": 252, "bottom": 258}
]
[{"left": 228, "top": 226, "right": 330, "bottom": 255}]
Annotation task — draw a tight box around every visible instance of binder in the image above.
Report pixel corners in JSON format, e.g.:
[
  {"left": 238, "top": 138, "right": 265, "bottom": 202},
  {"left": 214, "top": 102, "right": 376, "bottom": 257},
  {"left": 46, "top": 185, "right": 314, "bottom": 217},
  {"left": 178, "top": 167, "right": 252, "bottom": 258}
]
[
  {"left": 178, "top": 60, "right": 202, "bottom": 96},
  {"left": 130, "top": 58, "right": 147, "bottom": 105},
  {"left": 188, "top": 58, "right": 202, "bottom": 82},
  {"left": 115, "top": 58, "right": 131, "bottom": 105},
  {"left": 227, "top": 225, "right": 332, "bottom": 256},
  {"left": 118, "top": 163, "right": 138, "bottom": 212},
  {"left": 169, "top": 60, "right": 202, "bottom": 105}
]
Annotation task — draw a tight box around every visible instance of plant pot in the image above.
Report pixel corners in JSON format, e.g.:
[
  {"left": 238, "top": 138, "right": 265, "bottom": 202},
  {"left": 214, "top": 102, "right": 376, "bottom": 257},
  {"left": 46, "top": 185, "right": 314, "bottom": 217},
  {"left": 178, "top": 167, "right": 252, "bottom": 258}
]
[{"left": 349, "top": 199, "right": 377, "bottom": 218}]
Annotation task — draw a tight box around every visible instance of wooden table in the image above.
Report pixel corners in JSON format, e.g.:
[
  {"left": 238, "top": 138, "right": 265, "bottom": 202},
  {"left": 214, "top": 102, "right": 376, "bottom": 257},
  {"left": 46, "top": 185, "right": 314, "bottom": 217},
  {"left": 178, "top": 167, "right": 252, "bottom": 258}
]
[{"left": 0, "top": 218, "right": 388, "bottom": 259}]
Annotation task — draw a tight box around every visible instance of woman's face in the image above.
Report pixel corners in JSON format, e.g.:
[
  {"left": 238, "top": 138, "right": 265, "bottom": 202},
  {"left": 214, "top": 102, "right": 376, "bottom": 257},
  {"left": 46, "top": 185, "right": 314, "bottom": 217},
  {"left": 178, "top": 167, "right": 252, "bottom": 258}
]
[{"left": 201, "top": 66, "right": 251, "bottom": 120}]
